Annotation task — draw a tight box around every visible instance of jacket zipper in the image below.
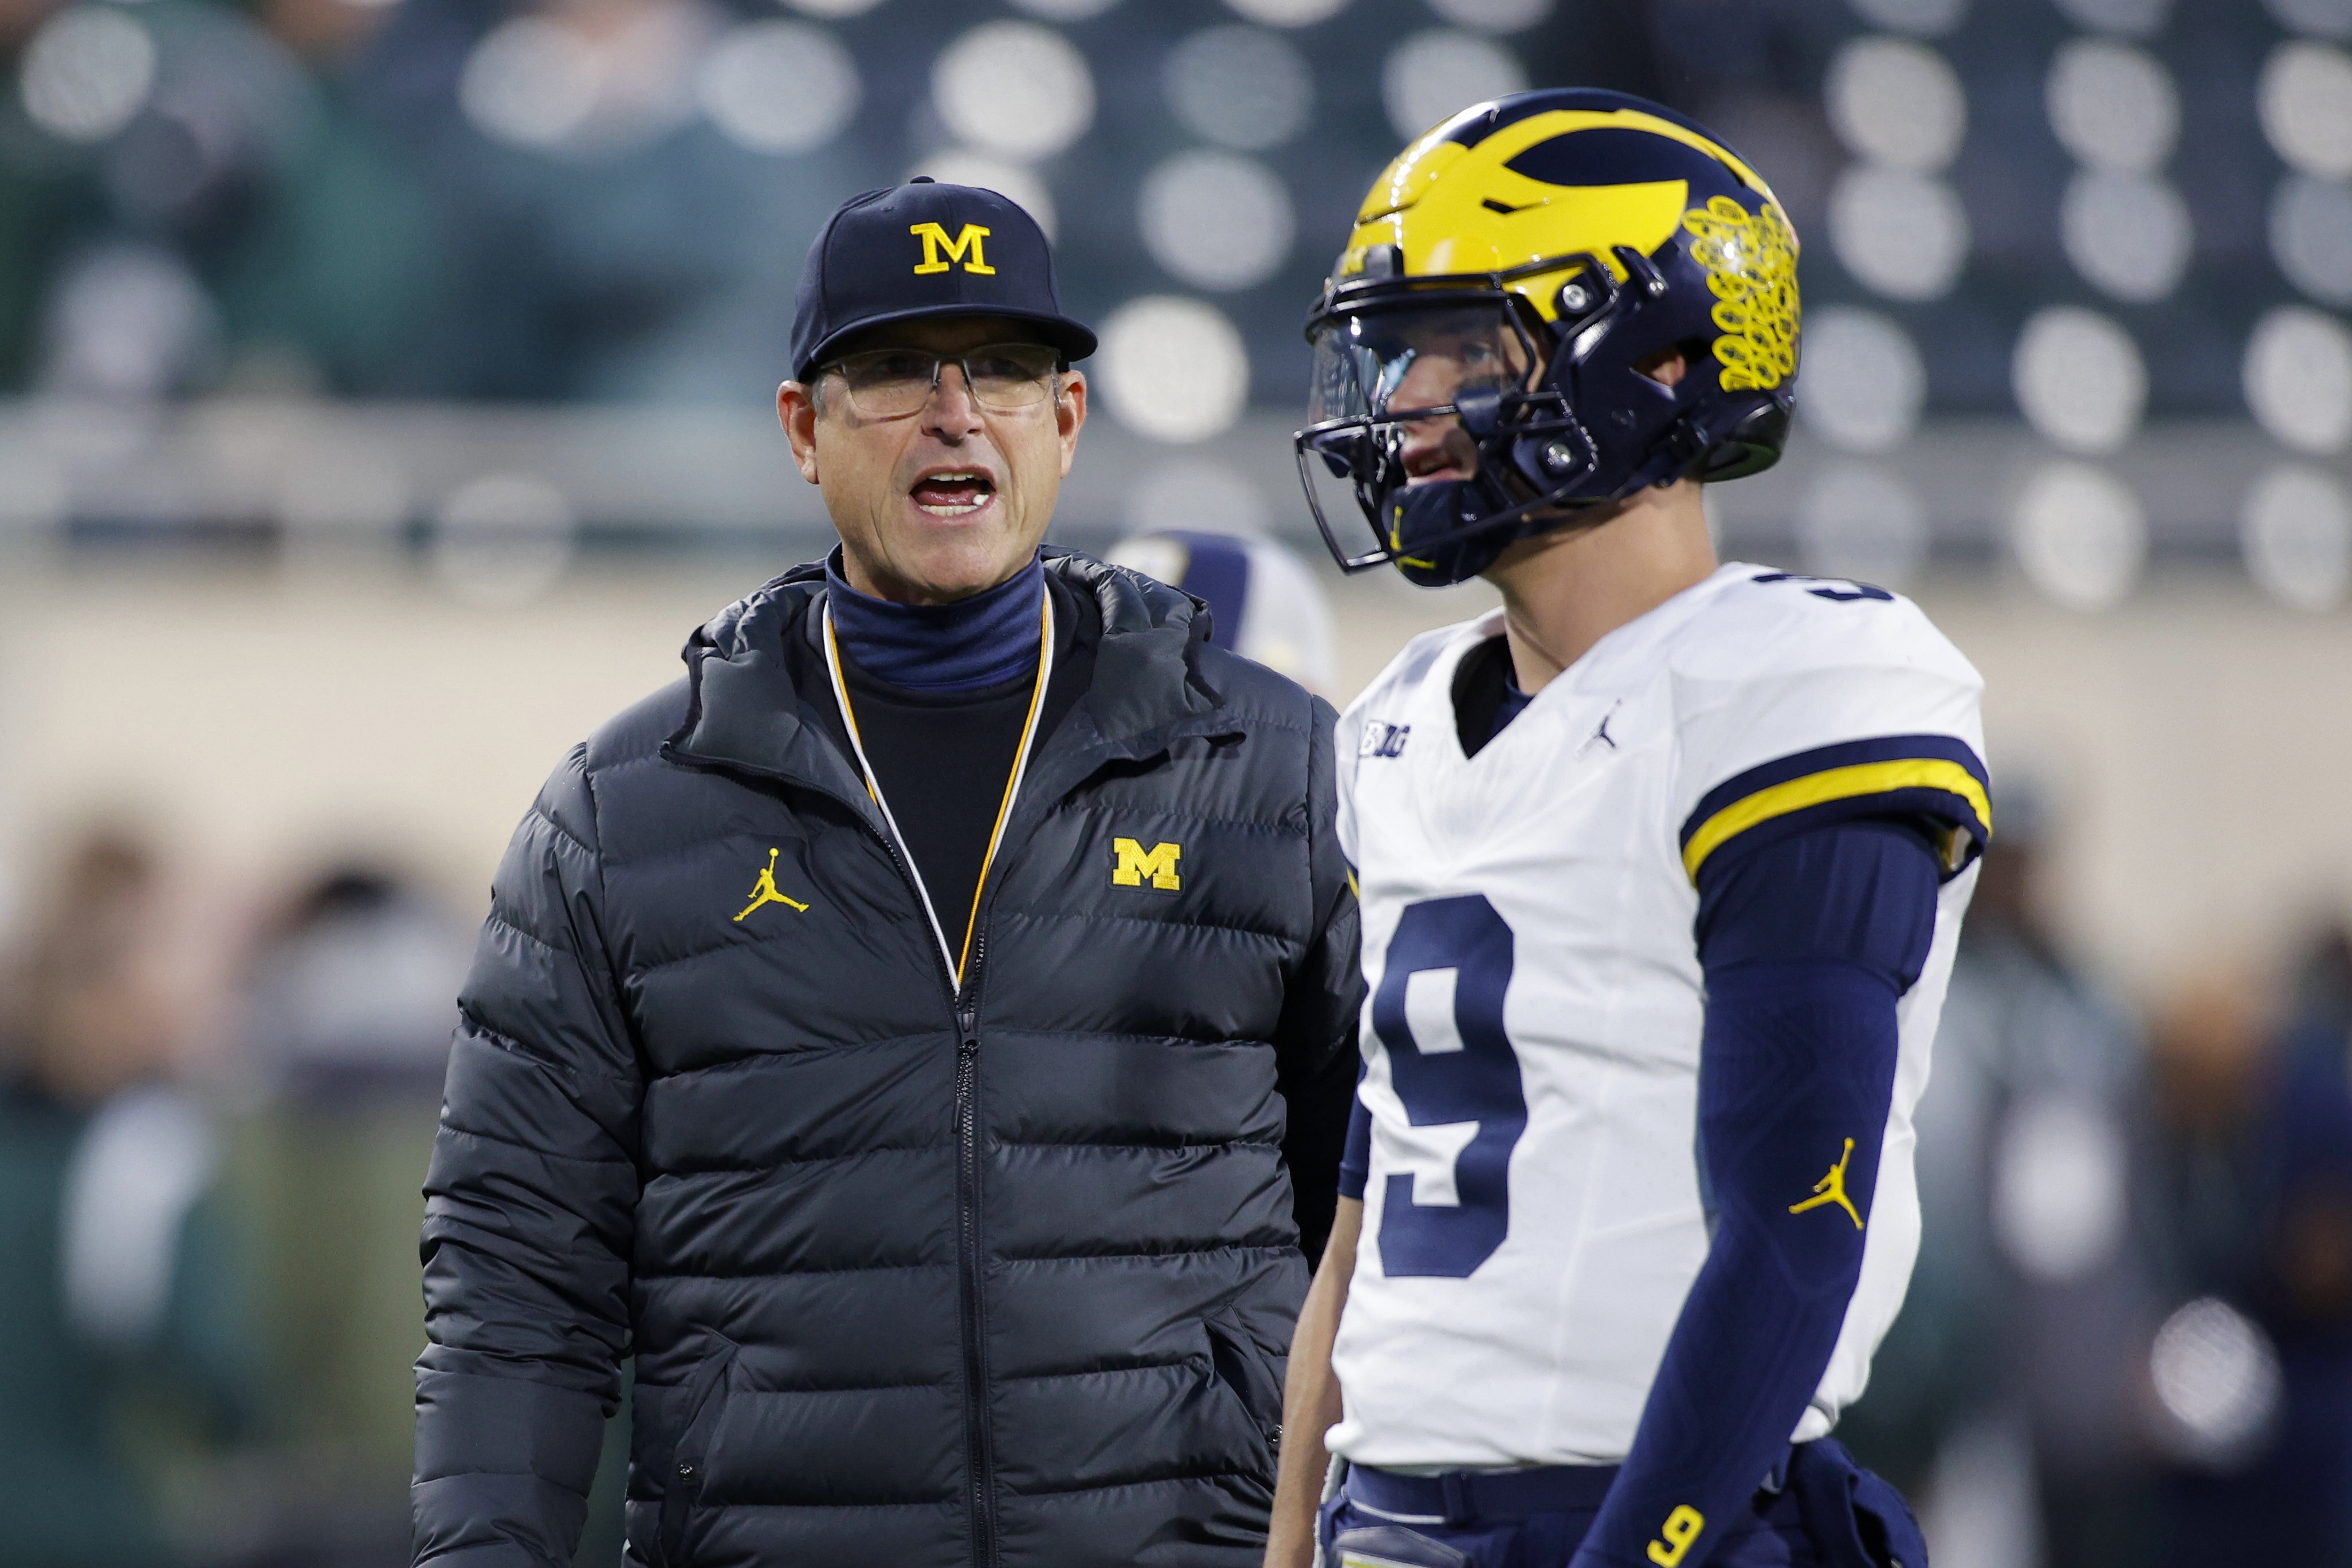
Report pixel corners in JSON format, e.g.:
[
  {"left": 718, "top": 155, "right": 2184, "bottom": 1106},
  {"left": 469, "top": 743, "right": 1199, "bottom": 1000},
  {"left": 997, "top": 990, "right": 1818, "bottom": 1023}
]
[
  {"left": 830, "top": 791, "right": 1002, "bottom": 1568},
  {"left": 953, "top": 991, "right": 996, "bottom": 1568},
  {"left": 812, "top": 598, "right": 1050, "bottom": 1568},
  {"left": 673, "top": 600, "right": 1230, "bottom": 1565},
  {"left": 693, "top": 737, "right": 1134, "bottom": 1565}
]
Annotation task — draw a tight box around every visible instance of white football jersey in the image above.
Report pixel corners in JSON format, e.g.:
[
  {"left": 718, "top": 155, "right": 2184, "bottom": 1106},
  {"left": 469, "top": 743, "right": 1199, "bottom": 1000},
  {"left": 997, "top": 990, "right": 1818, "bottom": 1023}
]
[{"left": 1328, "top": 562, "right": 1986, "bottom": 1471}]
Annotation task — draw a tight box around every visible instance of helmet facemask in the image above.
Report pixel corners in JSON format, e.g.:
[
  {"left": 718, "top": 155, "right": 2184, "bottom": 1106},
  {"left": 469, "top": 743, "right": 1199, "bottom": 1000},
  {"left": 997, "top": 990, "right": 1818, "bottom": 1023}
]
[{"left": 1302, "top": 270, "right": 1562, "bottom": 586}]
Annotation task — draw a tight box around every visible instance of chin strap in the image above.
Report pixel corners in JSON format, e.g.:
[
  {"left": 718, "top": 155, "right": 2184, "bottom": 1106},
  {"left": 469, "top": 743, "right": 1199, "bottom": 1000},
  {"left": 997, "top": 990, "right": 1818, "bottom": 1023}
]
[{"left": 1385, "top": 479, "right": 1511, "bottom": 586}]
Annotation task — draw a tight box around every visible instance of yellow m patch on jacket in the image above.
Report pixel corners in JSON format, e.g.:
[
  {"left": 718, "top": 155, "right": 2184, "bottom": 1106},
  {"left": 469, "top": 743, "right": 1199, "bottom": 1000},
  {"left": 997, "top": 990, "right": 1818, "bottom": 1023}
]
[{"left": 1112, "top": 838, "right": 1181, "bottom": 891}]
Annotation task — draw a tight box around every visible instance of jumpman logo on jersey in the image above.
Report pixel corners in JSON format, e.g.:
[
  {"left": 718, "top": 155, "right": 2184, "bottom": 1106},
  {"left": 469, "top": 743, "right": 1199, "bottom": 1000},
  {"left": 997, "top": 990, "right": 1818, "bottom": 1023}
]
[
  {"left": 1788, "top": 1137, "right": 1863, "bottom": 1229},
  {"left": 1577, "top": 701, "right": 1622, "bottom": 757},
  {"left": 733, "top": 848, "right": 809, "bottom": 922}
]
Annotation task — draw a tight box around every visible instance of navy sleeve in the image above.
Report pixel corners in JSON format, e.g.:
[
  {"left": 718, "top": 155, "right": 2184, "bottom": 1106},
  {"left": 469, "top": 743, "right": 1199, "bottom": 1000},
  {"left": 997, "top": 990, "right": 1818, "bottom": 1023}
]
[
  {"left": 1694, "top": 816, "right": 1942, "bottom": 984},
  {"left": 1568, "top": 818, "right": 1942, "bottom": 1568},
  {"left": 1277, "top": 694, "right": 1367, "bottom": 1267},
  {"left": 1281, "top": 1038, "right": 1361, "bottom": 1268},
  {"left": 1338, "top": 1082, "right": 1371, "bottom": 1201}
]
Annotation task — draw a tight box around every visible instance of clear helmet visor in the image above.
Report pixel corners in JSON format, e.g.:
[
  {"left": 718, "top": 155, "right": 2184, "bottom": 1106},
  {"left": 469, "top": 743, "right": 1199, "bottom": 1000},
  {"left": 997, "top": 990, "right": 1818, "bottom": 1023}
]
[
  {"left": 1306, "top": 300, "right": 1540, "bottom": 427},
  {"left": 1299, "top": 296, "right": 1553, "bottom": 571}
]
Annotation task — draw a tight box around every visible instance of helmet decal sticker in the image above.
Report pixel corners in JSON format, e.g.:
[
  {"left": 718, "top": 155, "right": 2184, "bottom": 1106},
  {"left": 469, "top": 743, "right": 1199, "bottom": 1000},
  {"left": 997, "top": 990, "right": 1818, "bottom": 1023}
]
[{"left": 1683, "top": 197, "right": 1799, "bottom": 393}]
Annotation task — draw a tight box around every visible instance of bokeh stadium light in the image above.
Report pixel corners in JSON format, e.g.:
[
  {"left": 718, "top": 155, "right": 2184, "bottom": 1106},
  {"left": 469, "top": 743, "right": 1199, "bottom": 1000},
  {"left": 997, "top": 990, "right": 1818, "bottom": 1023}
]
[{"left": 0, "top": 0, "right": 2346, "bottom": 610}]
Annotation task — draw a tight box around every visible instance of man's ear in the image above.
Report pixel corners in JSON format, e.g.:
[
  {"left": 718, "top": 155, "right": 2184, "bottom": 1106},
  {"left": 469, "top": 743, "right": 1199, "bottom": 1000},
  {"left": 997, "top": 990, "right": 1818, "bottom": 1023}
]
[
  {"left": 1055, "top": 370, "right": 1087, "bottom": 477},
  {"left": 779, "top": 382, "right": 822, "bottom": 484}
]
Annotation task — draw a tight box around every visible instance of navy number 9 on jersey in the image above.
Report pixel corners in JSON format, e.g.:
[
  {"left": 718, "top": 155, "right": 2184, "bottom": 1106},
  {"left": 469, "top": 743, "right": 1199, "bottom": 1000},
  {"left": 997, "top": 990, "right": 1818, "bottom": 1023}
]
[{"left": 1371, "top": 894, "right": 1526, "bottom": 1278}]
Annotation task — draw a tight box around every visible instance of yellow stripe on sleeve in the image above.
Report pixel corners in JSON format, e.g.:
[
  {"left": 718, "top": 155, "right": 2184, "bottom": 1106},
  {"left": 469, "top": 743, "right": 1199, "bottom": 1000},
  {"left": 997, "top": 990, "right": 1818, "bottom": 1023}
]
[{"left": 1681, "top": 759, "right": 1992, "bottom": 882}]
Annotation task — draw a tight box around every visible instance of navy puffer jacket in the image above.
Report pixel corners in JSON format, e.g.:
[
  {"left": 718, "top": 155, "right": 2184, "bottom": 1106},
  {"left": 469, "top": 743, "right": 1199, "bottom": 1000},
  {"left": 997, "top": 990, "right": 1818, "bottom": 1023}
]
[{"left": 413, "top": 552, "right": 1361, "bottom": 1568}]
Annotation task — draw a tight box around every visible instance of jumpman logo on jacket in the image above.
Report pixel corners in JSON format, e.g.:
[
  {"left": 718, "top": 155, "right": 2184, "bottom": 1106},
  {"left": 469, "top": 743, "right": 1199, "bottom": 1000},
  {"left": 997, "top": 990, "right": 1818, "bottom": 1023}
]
[
  {"left": 1788, "top": 1137, "right": 1863, "bottom": 1229},
  {"left": 734, "top": 848, "right": 809, "bottom": 922}
]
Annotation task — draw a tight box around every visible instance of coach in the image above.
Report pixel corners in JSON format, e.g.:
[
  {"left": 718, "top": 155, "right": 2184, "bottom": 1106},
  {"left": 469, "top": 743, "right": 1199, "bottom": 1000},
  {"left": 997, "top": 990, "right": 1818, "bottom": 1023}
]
[{"left": 411, "top": 180, "right": 1361, "bottom": 1568}]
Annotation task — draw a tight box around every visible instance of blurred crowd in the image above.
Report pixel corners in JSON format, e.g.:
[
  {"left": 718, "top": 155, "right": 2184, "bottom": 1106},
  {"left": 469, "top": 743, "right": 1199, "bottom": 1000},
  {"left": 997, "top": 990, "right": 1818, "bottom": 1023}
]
[
  {"left": 0, "top": 825, "right": 505, "bottom": 1567},
  {"left": 6, "top": 781, "right": 2351, "bottom": 1568},
  {"left": 0, "top": 0, "right": 887, "bottom": 408},
  {"left": 1838, "top": 793, "right": 2352, "bottom": 1568},
  {"left": 2, "top": 0, "right": 2349, "bottom": 1558},
  {"left": 7, "top": 0, "right": 2323, "bottom": 427}
]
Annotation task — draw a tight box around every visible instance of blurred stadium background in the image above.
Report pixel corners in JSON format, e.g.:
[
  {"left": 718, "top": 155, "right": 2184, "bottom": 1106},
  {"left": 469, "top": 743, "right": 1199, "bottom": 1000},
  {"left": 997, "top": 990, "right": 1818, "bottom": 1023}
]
[{"left": 1, "top": 0, "right": 2349, "bottom": 1563}]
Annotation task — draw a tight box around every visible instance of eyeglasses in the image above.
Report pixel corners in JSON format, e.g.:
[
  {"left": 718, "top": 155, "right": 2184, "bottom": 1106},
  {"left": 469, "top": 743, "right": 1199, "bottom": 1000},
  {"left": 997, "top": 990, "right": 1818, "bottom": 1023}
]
[{"left": 823, "top": 343, "right": 1063, "bottom": 418}]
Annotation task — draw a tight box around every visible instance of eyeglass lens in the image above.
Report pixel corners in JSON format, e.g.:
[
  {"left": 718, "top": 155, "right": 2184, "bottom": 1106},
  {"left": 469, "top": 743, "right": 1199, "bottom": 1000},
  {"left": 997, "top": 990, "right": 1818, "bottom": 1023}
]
[{"left": 831, "top": 345, "right": 1061, "bottom": 416}]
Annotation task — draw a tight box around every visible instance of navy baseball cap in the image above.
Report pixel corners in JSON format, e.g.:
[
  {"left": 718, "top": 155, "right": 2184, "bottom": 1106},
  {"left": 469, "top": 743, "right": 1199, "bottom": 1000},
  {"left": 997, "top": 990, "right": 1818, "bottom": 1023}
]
[{"left": 790, "top": 179, "right": 1097, "bottom": 382}]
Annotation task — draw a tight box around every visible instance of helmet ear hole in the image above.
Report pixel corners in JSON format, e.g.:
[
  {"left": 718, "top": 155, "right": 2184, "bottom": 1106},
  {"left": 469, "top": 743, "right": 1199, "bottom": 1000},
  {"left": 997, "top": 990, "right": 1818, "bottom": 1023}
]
[{"left": 1635, "top": 339, "right": 1714, "bottom": 391}]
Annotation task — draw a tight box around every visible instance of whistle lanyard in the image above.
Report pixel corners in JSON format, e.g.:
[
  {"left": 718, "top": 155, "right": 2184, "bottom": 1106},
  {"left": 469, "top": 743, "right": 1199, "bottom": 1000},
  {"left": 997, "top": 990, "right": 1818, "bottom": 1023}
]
[{"left": 821, "top": 591, "right": 1055, "bottom": 990}]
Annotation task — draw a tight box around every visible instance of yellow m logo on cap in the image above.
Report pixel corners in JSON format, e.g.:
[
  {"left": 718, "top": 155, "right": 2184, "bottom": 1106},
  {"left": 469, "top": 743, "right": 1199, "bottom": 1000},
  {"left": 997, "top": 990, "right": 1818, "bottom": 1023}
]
[
  {"left": 911, "top": 222, "right": 996, "bottom": 276},
  {"left": 1112, "top": 838, "right": 1181, "bottom": 891}
]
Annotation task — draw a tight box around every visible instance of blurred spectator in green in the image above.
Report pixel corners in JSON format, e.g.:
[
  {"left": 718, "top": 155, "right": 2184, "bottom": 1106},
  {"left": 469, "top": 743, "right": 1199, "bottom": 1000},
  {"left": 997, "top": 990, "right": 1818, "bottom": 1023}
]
[
  {"left": 224, "top": 0, "right": 437, "bottom": 395},
  {"left": 0, "top": 0, "right": 430, "bottom": 399},
  {"left": 235, "top": 865, "right": 468, "bottom": 1554},
  {"left": 231, "top": 861, "right": 642, "bottom": 1565},
  {"left": 1, "top": 0, "right": 869, "bottom": 403},
  {"left": 1839, "top": 786, "right": 2160, "bottom": 1568},
  {"left": 0, "top": 826, "right": 260, "bottom": 1567},
  {"left": 340, "top": 0, "right": 879, "bottom": 402}
]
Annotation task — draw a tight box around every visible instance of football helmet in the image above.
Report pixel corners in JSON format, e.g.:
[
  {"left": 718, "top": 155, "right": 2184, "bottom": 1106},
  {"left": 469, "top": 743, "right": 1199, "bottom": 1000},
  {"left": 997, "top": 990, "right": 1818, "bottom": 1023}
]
[{"left": 1296, "top": 89, "right": 1801, "bottom": 586}]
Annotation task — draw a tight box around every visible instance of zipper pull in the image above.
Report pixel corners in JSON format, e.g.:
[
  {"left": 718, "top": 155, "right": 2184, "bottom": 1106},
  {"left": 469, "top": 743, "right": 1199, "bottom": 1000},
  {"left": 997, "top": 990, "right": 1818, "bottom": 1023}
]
[{"left": 956, "top": 1004, "right": 977, "bottom": 1044}]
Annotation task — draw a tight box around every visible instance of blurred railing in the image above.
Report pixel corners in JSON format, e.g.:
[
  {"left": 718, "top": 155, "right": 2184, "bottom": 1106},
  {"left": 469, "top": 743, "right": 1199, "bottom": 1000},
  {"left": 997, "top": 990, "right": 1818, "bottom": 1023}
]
[{"left": 2, "top": 398, "right": 2349, "bottom": 606}]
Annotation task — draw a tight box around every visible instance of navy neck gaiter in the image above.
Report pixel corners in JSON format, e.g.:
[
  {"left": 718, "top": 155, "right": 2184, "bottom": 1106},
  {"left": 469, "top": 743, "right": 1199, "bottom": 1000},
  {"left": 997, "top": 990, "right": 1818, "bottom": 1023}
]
[{"left": 824, "top": 550, "right": 1046, "bottom": 693}]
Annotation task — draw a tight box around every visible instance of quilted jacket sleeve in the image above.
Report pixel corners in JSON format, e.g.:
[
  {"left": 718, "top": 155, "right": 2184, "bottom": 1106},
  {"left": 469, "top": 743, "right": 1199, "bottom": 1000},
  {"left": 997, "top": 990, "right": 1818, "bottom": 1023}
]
[
  {"left": 414, "top": 744, "right": 642, "bottom": 1567},
  {"left": 1275, "top": 695, "right": 1365, "bottom": 1267}
]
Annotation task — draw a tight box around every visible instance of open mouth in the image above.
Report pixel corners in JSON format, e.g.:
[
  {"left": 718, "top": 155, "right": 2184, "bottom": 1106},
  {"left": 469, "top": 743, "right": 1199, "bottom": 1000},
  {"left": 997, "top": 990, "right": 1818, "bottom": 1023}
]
[
  {"left": 910, "top": 470, "right": 996, "bottom": 516},
  {"left": 1403, "top": 434, "right": 1479, "bottom": 486}
]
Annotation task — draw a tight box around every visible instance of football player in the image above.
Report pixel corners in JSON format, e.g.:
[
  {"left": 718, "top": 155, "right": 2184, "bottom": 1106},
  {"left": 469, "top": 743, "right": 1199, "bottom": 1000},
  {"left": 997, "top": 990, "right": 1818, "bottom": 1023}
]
[{"left": 1266, "top": 91, "right": 1986, "bottom": 1568}]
